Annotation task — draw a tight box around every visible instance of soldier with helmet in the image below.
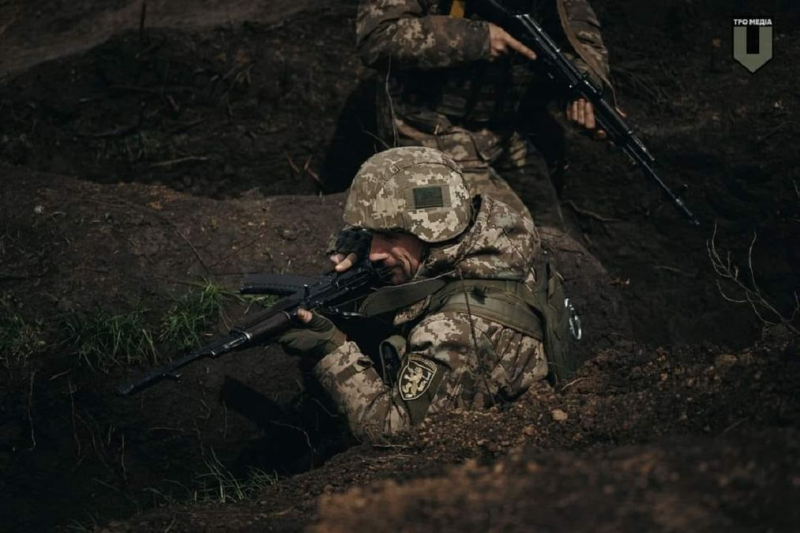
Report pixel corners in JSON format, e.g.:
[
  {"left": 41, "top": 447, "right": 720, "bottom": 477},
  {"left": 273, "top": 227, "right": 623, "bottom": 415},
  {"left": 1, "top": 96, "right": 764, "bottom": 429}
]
[
  {"left": 355, "top": 0, "right": 613, "bottom": 225},
  {"left": 278, "top": 147, "right": 575, "bottom": 440}
]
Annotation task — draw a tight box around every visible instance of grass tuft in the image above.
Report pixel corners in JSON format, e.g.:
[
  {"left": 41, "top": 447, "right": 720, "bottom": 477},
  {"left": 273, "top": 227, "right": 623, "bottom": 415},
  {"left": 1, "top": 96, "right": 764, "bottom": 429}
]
[
  {"left": 64, "top": 306, "right": 158, "bottom": 372},
  {"left": 159, "top": 281, "right": 229, "bottom": 351},
  {"left": 194, "top": 449, "right": 278, "bottom": 504},
  {"left": 0, "top": 295, "right": 46, "bottom": 368}
]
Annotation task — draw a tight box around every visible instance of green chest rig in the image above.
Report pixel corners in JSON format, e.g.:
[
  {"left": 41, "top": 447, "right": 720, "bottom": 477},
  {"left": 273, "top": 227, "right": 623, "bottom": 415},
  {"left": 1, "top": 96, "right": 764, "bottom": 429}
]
[{"left": 360, "top": 260, "right": 580, "bottom": 384}]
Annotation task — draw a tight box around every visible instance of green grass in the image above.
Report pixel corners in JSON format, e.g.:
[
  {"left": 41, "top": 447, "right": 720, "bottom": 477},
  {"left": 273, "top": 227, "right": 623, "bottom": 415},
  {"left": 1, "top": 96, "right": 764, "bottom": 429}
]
[
  {"left": 159, "top": 281, "right": 229, "bottom": 351},
  {"left": 64, "top": 306, "right": 158, "bottom": 372},
  {"left": 160, "top": 281, "right": 281, "bottom": 351},
  {"left": 144, "top": 450, "right": 278, "bottom": 507},
  {"left": 194, "top": 449, "right": 278, "bottom": 504},
  {"left": 52, "top": 280, "right": 284, "bottom": 372},
  {"left": 242, "top": 293, "right": 280, "bottom": 309},
  {"left": 0, "top": 295, "right": 46, "bottom": 368}
]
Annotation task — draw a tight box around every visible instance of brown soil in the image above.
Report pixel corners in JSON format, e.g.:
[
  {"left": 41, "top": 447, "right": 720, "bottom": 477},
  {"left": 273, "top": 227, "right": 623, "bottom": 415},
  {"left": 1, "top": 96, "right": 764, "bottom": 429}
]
[{"left": 0, "top": 0, "right": 798, "bottom": 532}]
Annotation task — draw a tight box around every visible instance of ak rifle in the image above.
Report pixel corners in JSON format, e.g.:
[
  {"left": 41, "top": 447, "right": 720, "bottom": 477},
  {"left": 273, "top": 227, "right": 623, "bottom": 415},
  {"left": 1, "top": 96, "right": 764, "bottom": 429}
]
[
  {"left": 117, "top": 261, "right": 388, "bottom": 396},
  {"left": 475, "top": 0, "right": 699, "bottom": 225}
]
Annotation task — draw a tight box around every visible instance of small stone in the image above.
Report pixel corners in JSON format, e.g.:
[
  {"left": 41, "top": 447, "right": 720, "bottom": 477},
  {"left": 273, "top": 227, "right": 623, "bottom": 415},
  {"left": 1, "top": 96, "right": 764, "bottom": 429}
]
[
  {"left": 523, "top": 425, "right": 535, "bottom": 436},
  {"left": 463, "top": 458, "right": 479, "bottom": 470},
  {"left": 715, "top": 353, "right": 738, "bottom": 366},
  {"left": 278, "top": 228, "right": 298, "bottom": 241},
  {"left": 551, "top": 409, "right": 568, "bottom": 422}
]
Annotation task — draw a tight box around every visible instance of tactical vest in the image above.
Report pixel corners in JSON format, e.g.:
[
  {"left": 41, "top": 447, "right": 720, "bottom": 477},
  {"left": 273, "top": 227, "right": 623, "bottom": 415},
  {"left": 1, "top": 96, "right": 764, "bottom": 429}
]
[{"left": 360, "top": 260, "right": 579, "bottom": 384}]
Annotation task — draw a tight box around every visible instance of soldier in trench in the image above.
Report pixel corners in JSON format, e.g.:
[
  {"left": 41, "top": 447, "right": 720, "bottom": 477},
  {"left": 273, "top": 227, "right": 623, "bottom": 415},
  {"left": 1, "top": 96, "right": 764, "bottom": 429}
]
[{"left": 277, "top": 146, "right": 576, "bottom": 439}]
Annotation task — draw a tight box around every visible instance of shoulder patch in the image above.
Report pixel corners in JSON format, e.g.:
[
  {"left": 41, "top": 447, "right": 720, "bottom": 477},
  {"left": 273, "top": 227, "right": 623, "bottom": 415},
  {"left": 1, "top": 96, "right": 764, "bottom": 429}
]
[{"left": 399, "top": 357, "right": 438, "bottom": 401}]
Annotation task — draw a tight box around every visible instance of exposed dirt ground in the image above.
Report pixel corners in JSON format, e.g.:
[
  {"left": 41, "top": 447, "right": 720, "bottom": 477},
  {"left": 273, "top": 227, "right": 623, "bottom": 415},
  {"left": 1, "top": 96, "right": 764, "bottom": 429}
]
[{"left": 1, "top": 0, "right": 798, "bottom": 531}]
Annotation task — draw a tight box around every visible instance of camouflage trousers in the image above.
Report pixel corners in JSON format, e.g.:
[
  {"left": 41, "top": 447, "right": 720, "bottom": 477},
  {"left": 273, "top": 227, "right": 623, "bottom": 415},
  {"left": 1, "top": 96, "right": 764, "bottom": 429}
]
[{"left": 389, "top": 116, "right": 564, "bottom": 228}]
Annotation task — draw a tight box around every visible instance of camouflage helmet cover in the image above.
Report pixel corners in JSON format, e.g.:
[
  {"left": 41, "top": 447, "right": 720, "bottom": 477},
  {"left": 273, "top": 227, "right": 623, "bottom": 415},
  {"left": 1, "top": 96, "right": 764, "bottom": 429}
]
[{"left": 343, "top": 147, "right": 472, "bottom": 243}]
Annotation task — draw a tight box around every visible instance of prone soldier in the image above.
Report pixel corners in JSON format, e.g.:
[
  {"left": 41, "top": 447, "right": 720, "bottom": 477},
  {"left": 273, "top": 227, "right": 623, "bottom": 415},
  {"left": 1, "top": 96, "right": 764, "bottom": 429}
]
[{"left": 278, "top": 147, "right": 576, "bottom": 439}]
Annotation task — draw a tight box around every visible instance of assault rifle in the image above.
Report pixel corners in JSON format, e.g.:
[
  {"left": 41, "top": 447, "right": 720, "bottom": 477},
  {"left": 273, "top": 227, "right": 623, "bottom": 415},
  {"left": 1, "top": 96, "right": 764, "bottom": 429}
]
[
  {"left": 475, "top": 0, "right": 700, "bottom": 225},
  {"left": 117, "top": 261, "right": 388, "bottom": 396}
]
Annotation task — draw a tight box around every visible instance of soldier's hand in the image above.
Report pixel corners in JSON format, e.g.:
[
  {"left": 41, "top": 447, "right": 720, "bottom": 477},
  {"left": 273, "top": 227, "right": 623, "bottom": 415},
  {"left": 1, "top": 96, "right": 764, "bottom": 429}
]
[
  {"left": 566, "top": 98, "right": 603, "bottom": 138},
  {"left": 566, "top": 99, "right": 628, "bottom": 140},
  {"left": 330, "top": 252, "right": 357, "bottom": 273},
  {"left": 277, "top": 309, "right": 346, "bottom": 360},
  {"left": 488, "top": 23, "right": 536, "bottom": 61},
  {"left": 329, "top": 228, "right": 372, "bottom": 272}
]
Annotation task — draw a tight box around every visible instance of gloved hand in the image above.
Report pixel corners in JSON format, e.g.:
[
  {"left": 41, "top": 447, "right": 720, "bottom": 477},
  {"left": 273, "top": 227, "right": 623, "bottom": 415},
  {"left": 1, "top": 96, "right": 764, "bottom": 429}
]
[
  {"left": 277, "top": 309, "right": 346, "bottom": 360},
  {"left": 327, "top": 227, "right": 372, "bottom": 273}
]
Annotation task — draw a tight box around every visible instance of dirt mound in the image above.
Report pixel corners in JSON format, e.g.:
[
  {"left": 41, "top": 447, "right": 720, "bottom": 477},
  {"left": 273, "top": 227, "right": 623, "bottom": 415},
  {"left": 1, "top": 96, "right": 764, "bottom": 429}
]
[
  {"left": 0, "top": 0, "right": 319, "bottom": 77},
  {"left": 0, "top": 1, "right": 374, "bottom": 199},
  {"left": 315, "top": 430, "right": 800, "bottom": 533}
]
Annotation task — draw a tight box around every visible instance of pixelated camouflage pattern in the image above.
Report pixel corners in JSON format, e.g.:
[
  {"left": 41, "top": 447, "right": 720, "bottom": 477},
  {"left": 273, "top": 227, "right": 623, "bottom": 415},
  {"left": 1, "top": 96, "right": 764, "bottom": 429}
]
[
  {"left": 357, "top": 0, "right": 608, "bottom": 225},
  {"left": 315, "top": 195, "right": 547, "bottom": 440},
  {"left": 393, "top": 115, "right": 533, "bottom": 219},
  {"left": 357, "top": 1, "right": 490, "bottom": 70},
  {"left": 560, "top": 0, "right": 611, "bottom": 83},
  {"left": 343, "top": 146, "right": 472, "bottom": 243},
  {"left": 357, "top": 0, "right": 611, "bottom": 125}
]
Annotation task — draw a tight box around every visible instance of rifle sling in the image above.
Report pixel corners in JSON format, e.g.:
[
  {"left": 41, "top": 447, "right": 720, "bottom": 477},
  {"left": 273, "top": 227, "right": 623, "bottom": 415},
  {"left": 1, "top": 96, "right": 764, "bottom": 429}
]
[
  {"left": 555, "top": 0, "right": 617, "bottom": 104},
  {"left": 360, "top": 277, "right": 543, "bottom": 340},
  {"left": 360, "top": 277, "right": 448, "bottom": 317}
]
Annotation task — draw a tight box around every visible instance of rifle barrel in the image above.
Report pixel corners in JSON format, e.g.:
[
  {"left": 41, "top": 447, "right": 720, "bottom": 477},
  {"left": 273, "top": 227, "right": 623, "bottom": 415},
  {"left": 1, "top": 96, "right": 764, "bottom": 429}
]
[{"left": 477, "top": 1, "right": 699, "bottom": 225}]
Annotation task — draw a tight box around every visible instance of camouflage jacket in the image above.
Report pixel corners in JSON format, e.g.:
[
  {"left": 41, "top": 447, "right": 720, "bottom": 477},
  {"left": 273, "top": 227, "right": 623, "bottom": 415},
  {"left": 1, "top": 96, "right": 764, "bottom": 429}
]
[
  {"left": 357, "top": 0, "right": 611, "bottom": 133},
  {"left": 314, "top": 196, "right": 548, "bottom": 440}
]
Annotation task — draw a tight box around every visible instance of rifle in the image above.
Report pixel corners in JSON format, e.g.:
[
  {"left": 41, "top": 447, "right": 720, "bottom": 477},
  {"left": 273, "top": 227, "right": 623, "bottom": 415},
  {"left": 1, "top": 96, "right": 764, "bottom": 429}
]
[
  {"left": 117, "top": 261, "right": 388, "bottom": 396},
  {"left": 474, "top": 0, "right": 700, "bottom": 225}
]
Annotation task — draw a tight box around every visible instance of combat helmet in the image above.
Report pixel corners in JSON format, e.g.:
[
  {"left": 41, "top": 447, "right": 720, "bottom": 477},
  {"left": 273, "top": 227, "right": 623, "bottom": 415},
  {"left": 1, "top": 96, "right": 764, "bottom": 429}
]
[{"left": 343, "top": 147, "right": 472, "bottom": 243}]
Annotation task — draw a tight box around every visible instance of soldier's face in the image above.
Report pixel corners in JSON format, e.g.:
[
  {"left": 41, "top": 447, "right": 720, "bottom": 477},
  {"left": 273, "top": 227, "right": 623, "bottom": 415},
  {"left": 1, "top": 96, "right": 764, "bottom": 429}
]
[{"left": 369, "top": 231, "right": 426, "bottom": 285}]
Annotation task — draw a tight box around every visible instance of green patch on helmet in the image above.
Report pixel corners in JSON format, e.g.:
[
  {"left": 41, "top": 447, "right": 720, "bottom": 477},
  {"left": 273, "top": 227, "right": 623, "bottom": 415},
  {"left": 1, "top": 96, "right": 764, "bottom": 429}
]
[{"left": 413, "top": 186, "right": 445, "bottom": 209}]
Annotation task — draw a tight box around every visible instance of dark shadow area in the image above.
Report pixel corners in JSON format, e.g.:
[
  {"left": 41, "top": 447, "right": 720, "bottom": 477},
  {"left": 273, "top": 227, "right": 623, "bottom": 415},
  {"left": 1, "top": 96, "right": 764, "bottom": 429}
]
[
  {"left": 220, "top": 376, "right": 350, "bottom": 476},
  {"left": 317, "top": 76, "right": 381, "bottom": 193}
]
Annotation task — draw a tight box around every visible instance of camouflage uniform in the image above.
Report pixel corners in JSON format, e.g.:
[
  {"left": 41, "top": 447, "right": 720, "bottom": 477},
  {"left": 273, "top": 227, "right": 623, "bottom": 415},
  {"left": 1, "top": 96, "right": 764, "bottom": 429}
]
[
  {"left": 356, "top": 0, "right": 611, "bottom": 224},
  {"left": 313, "top": 147, "right": 548, "bottom": 440}
]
